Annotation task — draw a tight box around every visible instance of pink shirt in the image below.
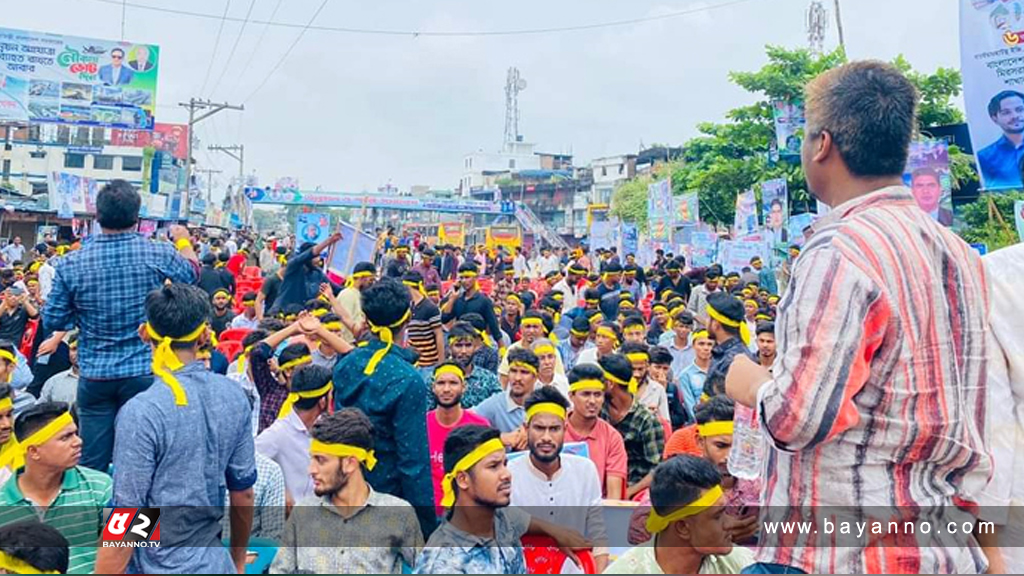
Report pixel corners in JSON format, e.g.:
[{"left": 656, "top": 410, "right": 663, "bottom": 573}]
[
  {"left": 427, "top": 409, "right": 489, "bottom": 514},
  {"left": 565, "top": 417, "right": 628, "bottom": 498}
]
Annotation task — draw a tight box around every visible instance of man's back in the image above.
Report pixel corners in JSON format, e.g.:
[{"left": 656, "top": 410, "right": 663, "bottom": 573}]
[
  {"left": 44, "top": 233, "right": 197, "bottom": 380},
  {"left": 759, "top": 186, "right": 990, "bottom": 573}
]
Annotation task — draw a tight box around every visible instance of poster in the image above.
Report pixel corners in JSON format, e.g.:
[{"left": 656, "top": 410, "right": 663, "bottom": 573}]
[
  {"left": 687, "top": 231, "right": 719, "bottom": 268},
  {"left": 734, "top": 190, "right": 758, "bottom": 236},
  {"left": 903, "top": 140, "right": 954, "bottom": 226},
  {"left": 647, "top": 179, "right": 673, "bottom": 242},
  {"left": 675, "top": 192, "right": 700, "bottom": 226},
  {"left": 787, "top": 212, "right": 817, "bottom": 246},
  {"left": 110, "top": 123, "right": 188, "bottom": 159},
  {"left": 772, "top": 101, "right": 805, "bottom": 159},
  {"left": 437, "top": 222, "right": 465, "bottom": 247},
  {"left": 327, "top": 220, "right": 377, "bottom": 279},
  {"left": 960, "top": 1, "right": 1024, "bottom": 190},
  {"left": 35, "top": 224, "right": 57, "bottom": 246},
  {"left": 295, "top": 213, "right": 331, "bottom": 246},
  {"left": 719, "top": 239, "right": 767, "bottom": 274},
  {"left": 761, "top": 178, "right": 789, "bottom": 242},
  {"left": 138, "top": 219, "right": 157, "bottom": 238},
  {"left": 589, "top": 219, "right": 619, "bottom": 252},
  {"left": 0, "top": 27, "right": 159, "bottom": 129},
  {"left": 47, "top": 171, "right": 97, "bottom": 217},
  {"left": 621, "top": 222, "right": 638, "bottom": 256},
  {"left": 1016, "top": 200, "right": 1024, "bottom": 242}
]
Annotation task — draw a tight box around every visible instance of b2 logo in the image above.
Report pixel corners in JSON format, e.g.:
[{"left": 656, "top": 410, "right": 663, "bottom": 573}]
[{"left": 102, "top": 508, "right": 160, "bottom": 543}]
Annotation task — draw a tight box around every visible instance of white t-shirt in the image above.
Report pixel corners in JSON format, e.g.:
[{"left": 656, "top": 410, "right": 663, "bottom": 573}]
[
  {"left": 538, "top": 373, "right": 570, "bottom": 400},
  {"left": 636, "top": 380, "right": 670, "bottom": 422}
]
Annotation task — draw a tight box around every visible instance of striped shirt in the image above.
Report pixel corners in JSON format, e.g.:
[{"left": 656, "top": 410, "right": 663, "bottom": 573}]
[
  {"left": 0, "top": 466, "right": 112, "bottom": 574},
  {"left": 407, "top": 298, "right": 442, "bottom": 367},
  {"left": 755, "top": 186, "right": 991, "bottom": 574}
]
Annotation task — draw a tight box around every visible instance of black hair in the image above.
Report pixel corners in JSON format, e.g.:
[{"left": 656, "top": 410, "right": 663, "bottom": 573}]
[
  {"left": 0, "top": 520, "right": 70, "bottom": 574},
  {"left": 202, "top": 253, "right": 216, "bottom": 266},
  {"left": 0, "top": 340, "right": 14, "bottom": 367},
  {"left": 694, "top": 394, "right": 735, "bottom": 425},
  {"left": 522, "top": 310, "right": 552, "bottom": 334},
  {"left": 583, "top": 287, "right": 601, "bottom": 301},
  {"left": 258, "top": 318, "right": 285, "bottom": 333},
  {"left": 278, "top": 343, "right": 311, "bottom": 368},
  {"left": 218, "top": 251, "right": 230, "bottom": 263},
  {"left": 448, "top": 321, "right": 479, "bottom": 342},
  {"left": 361, "top": 277, "right": 411, "bottom": 328},
  {"left": 523, "top": 383, "right": 569, "bottom": 412},
  {"left": 443, "top": 424, "right": 500, "bottom": 475},
  {"left": 567, "top": 363, "right": 604, "bottom": 385},
  {"left": 241, "top": 291, "right": 258, "bottom": 303},
  {"left": 0, "top": 381, "right": 10, "bottom": 402},
  {"left": 352, "top": 261, "right": 376, "bottom": 276},
  {"left": 241, "top": 329, "right": 268, "bottom": 350},
  {"left": 311, "top": 407, "right": 374, "bottom": 453},
  {"left": 649, "top": 455, "right": 722, "bottom": 518},
  {"left": 598, "top": 353, "right": 633, "bottom": 384},
  {"left": 619, "top": 341, "right": 650, "bottom": 357},
  {"left": 144, "top": 284, "right": 210, "bottom": 347},
  {"left": 756, "top": 321, "right": 776, "bottom": 336},
  {"left": 458, "top": 261, "right": 479, "bottom": 274},
  {"left": 425, "top": 282, "right": 440, "bottom": 294},
  {"left": 14, "top": 402, "right": 72, "bottom": 444},
  {"left": 988, "top": 90, "right": 1024, "bottom": 117},
  {"left": 622, "top": 315, "right": 646, "bottom": 332},
  {"left": 506, "top": 347, "right": 540, "bottom": 371},
  {"left": 649, "top": 345, "right": 674, "bottom": 366},
  {"left": 403, "top": 270, "right": 424, "bottom": 284},
  {"left": 304, "top": 299, "right": 331, "bottom": 314},
  {"left": 570, "top": 314, "right": 591, "bottom": 333},
  {"left": 96, "top": 180, "right": 140, "bottom": 230},
  {"left": 279, "top": 303, "right": 305, "bottom": 319},
  {"left": 460, "top": 313, "right": 486, "bottom": 332},
  {"left": 603, "top": 262, "right": 623, "bottom": 274},
  {"left": 291, "top": 364, "right": 333, "bottom": 411}
]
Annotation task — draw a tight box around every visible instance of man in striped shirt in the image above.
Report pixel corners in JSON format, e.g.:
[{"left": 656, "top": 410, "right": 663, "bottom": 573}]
[
  {"left": 404, "top": 271, "right": 444, "bottom": 377},
  {"left": 726, "top": 61, "right": 991, "bottom": 574},
  {"left": 0, "top": 402, "right": 112, "bottom": 574}
]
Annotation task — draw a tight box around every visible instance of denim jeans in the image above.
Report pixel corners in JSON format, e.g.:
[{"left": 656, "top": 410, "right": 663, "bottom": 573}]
[{"left": 77, "top": 374, "right": 154, "bottom": 472}]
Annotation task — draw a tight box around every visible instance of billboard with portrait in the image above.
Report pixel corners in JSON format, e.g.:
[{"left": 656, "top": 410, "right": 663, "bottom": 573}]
[
  {"left": 903, "top": 140, "right": 954, "bottom": 226},
  {"left": 0, "top": 27, "right": 158, "bottom": 129},
  {"left": 295, "top": 213, "right": 331, "bottom": 246},
  {"left": 110, "top": 123, "right": 188, "bottom": 159},
  {"left": 734, "top": 190, "right": 758, "bottom": 237},
  {"left": 772, "top": 101, "right": 805, "bottom": 159},
  {"left": 960, "top": 1, "right": 1024, "bottom": 190}
]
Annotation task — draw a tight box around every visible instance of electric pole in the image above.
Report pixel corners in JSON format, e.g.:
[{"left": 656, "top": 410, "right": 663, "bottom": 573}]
[
  {"left": 179, "top": 98, "right": 243, "bottom": 220},
  {"left": 209, "top": 144, "right": 246, "bottom": 224},
  {"left": 833, "top": 0, "right": 846, "bottom": 51},
  {"left": 195, "top": 168, "right": 222, "bottom": 205}
]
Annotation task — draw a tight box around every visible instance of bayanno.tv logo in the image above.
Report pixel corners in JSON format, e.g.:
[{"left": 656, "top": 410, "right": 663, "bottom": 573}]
[{"left": 101, "top": 508, "right": 161, "bottom": 548}]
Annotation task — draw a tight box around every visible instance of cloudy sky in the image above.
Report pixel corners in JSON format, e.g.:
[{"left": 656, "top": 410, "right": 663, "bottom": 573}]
[{"left": 11, "top": 0, "right": 960, "bottom": 197}]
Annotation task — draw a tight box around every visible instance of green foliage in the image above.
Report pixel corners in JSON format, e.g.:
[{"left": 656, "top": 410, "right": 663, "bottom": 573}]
[
  {"left": 611, "top": 175, "right": 654, "bottom": 232},
  {"left": 958, "top": 192, "right": 1023, "bottom": 251}
]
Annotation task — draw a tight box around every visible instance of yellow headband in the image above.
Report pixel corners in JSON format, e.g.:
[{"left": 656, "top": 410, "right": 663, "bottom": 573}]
[
  {"left": 652, "top": 304, "right": 668, "bottom": 313},
  {"left": 626, "top": 352, "right": 649, "bottom": 363},
  {"left": 426, "top": 289, "right": 440, "bottom": 296},
  {"left": 364, "top": 307, "right": 412, "bottom": 376},
  {"left": 707, "top": 305, "right": 751, "bottom": 345},
  {"left": 351, "top": 271, "right": 375, "bottom": 279},
  {"left": 692, "top": 330, "right": 710, "bottom": 342},
  {"left": 623, "top": 326, "right": 645, "bottom": 336},
  {"left": 276, "top": 380, "right": 334, "bottom": 420},
  {"left": 509, "top": 360, "right": 538, "bottom": 375},
  {"left": 520, "top": 317, "right": 544, "bottom": 328},
  {"left": 507, "top": 293, "right": 522, "bottom": 305},
  {"left": 645, "top": 485, "right": 724, "bottom": 534},
  {"left": 526, "top": 402, "right": 566, "bottom": 422},
  {"left": 322, "top": 321, "right": 343, "bottom": 331},
  {"left": 212, "top": 289, "right": 231, "bottom": 299},
  {"left": 311, "top": 308, "right": 329, "bottom": 318},
  {"left": 0, "top": 350, "right": 16, "bottom": 366},
  {"left": 619, "top": 301, "right": 635, "bottom": 309},
  {"left": 440, "top": 438, "right": 506, "bottom": 508},
  {"left": 434, "top": 364, "right": 465, "bottom": 381},
  {"left": 403, "top": 280, "right": 427, "bottom": 295},
  {"left": 532, "top": 345, "right": 557, "bottom": 357},
  {"left": 585, "top": 298, "right": 600, "bottom": 305},
  {"left": 569, "top": 379, "right": 605, "bottom": 393},
  {"left": 588, "top": 314, "right": 602, "bottom": 325},
  {"left": 279, "top": 355, "right": 312, "bottom": 372},
  {"left": 0, "top": 551, "right": 60, "bottom": 574},
  {"left": 17, "top": 412, "right": 74, "bottom": 453},
  {"left": 458, "top": 271, "right": 478, "bottom": 279},
  {"left": 698, "top": 421, "right": 735, "bottom": 437},
  {"left": 0, "top": 396, "right": 11, "bottom": 412},
  {"left": 309, "top": 439, "right": 376, "bottom": 470},
  {"left": 669, "top": 305, "right": 686, "bottom": 318},
  {"left": 146, "top": 322, "right": 208, "bottom": 406},
  {"left": 604, "top": 370, "right": 637, "bottom": 394},
  {"left": 570, "top": 328, "right": 589, "bottom": 338},
  {"left": 596, "top": 327, "right": 619, "bottom": 344}
]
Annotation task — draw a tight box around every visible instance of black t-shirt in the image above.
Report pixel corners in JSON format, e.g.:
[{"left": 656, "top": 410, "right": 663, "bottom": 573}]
[
  {"left": 441, "top": 291, "right": 502, "bottom": 345},
  {"left": 0, "top": 305, "right": 33, "bottom": 344},
  {"left": 210, "top": 309, "right": 235, "bottom": 336},
  {"left": 658, "top": 275, "right": 691, "bottom": 303},
  {"left": 199, "top": 266, "right": 230, "bottom": 297},
  {"left": 261, "top": 274, "right": 283, "bottom": 311}
]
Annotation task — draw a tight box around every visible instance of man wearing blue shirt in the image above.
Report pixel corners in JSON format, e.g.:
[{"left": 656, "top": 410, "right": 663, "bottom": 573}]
[
  {"left": 977, "top": 90, "right": 1024, "bottom": 190},
  {"left": 95, "top": 284, "right": 255, "bottom": 574}
]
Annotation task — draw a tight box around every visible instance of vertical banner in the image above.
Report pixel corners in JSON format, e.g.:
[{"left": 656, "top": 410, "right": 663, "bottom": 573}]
[
  {"left": 904, "top": 140, "right": 954, "bottom": 226},
  {"left": 772, "top": 101, "right": 805, "bottom": 159},
  {"left": 675, "top": 192, "right": 700, "bottom": 226},
  {"left": 688, "top": 231, "right": 719, "bottom": 268},
  {"left": 621, "top": 222, "right": 638, "bottom": 256},
  {"left": 961, "top": 1, "right": 1024, "bottom": 190},
  {"left": 1015, "top": 199, "right": 1024, "bottom": 242},
  {"left": 734, "top": 190, "right": 758, "bottom": 237},
  {"left": 647, "top": 179, "right": 673, "bottom": 241},
  {"left": 761, "top": 178, "right": 789, "bottom": 242},
  {"left": 295, "top": 213, "right": 331, "bottom": 245},
  {"left": 787, "top": 213, "right": 817, "bottom": 246}
]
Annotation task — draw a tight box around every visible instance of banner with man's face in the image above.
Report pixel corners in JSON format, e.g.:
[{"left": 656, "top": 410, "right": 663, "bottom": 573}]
[{"left": 903, "top": 140, "right": 954, "bottom": 227}]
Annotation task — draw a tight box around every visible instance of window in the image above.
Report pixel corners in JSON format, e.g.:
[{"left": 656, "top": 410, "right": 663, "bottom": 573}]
[
  {"left": 601, "top": 166, "right": 607, "bottom": 177},
  {"left": 122, "top": 156, "right": 143, "bottom": 171},
  {"left": 93, "top": 155, "right": 114, "bottom": 170},
  {"left": 508, "top": 159, "right": 516, "bottom": 169},
  {"left": 618, "top": 164, "right": 624, "bottom": 175},
  {"left": 64, "top": 153, "right": 85, "bottom": 169},
  {"left": 73, "top": 127, "right": 90, "bottom": 146}
]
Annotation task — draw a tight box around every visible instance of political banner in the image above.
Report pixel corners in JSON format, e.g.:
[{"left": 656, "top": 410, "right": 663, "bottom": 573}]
[
  {"left": 110, "top": 123, "right": 188, "bottom": 159},
  {"left": 137, "top": 219, "right": 157, "bottom": 238},
  {"left": 244, "top": 186, "right": 503, "bottom": 214},
  {"left": 296, "top": 213, "right": 331, "bottom": 246},
  {"left": 47, "top": 171, "right": 98, "bottom": 217},
  {"left": 0, "top": 27, "right": 158, "bottom": 129},
  {"left": 787, "top": 212, "right": 817, "bottom": 246},
  {"left": 687, "top": 231, "right": 719, "bottom": 268},
  {"left": 772, "top": 101, "right": 805, "bottom": 159},
  {"left": 437, "top": 222, "right": 465, "bottom": 247},
  {"left": 734, "top": 190, "right": 758, "bottom": 237},
  {"left": 761, "top": 178, "right": 789, "bottom": 245},
  {"left": 621, "top": 222, "right": 638, "bottom": 256},
  {"left": 1016, "top": 200, "right": 1024, "bottom": 242},
  {"left": 590, "top": 219, "right": 620, "bottom": 252},
  {"left": 960, "top": 1, "right": 1024, "bottom": 190},
  {"left": 903, "top": 140, "right": 954, "bottom": 226},
  {"left": 675, "top": 192, "right": 700, "bottom": 226},
  {"left": 327, "top": 221, "right": 377, "bottom": 279},
  {"left": 719, "top": 239, "right": 767, "bottom": 274},
  {"left": 647, "top": 179, "right": 673, "bottom": 242}
]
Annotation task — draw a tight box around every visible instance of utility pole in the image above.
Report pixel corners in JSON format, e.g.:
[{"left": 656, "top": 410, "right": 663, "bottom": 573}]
[
  {"left": 209, "top": 144, "right": 246, "bottom": 224},
  {"left": 179, "top": 98, "right": 243, "bottom": 220},
  {"left": 833, "top": 0, "right": 846, "bottom": 51},
  {"left": 195, "top": 168, "right": 222, "bottom": 205}
]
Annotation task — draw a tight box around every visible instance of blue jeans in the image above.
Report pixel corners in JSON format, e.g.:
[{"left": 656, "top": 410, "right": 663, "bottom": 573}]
[
  {"left": 741, "top": 563, "right": 806, "bottom": 574},
  {"left": 77, "top": 374, "right": 154, "bottom": 472}
]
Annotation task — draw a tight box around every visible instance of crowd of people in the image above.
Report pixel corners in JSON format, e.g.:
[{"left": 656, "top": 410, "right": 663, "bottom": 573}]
[{"left": 0, "top": 61, "right": 1019, "bottom": 575}]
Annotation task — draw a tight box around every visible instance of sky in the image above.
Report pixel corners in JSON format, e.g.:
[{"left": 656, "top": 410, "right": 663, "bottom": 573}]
[{"left": 10, "top": 0, "right": 961, "bottom": 199}]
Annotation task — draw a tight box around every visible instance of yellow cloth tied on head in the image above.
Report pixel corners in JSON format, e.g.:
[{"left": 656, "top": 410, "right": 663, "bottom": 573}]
[
  {"left": 525, "top": 402, "right": 566, "bottom": 422},
  {"left": 706, "top": 304, "right": 751, "bottom": 345},
  {"left": 236, "top": 345, "right": 254, "bottom": 374},
  {"left": 604, "top": 370, "right": 637, "bottom": 395},
  {"left": 440, "top": 438, "right": 505, "bottom": 508},
  {"left": 520, "top": 317, "right": 544, "bottom": 328},
  {"left": 509, "top": 361, "right": 538, "bottom": 375},
  {"left": 364, "top": 308, "right": 412, "bottom": 375},
  {"left": 626, "top": 352, "right": 649, "bottom": 363},
  {"left": 311, "top": 308, "right": 329, "bottom": 318},
  {"left": 0, "top": 551, "right": 60, "bottom": 574},
  {"left": 698, "top": 421, "right": 734, "bottom": 437},
  {"left": 434, "top": 364, "right": 465, "bottom": 380},
  {"left": 645, "top": 485, "right": 724, "bottom": 534},
  {"left": 345, "top": 270, "right": 374, "bottom": 289},
  {"left": 146, "top": 322, "right": 208, "bottom": 406},
  {"left": 277, "top": 380, "right": 334, "bottom": 420},
  {"left": 532, "top": 345, "right": 557, "bottom": 357},
  {"left": 310, "top": 439, "right": 377, "bottom": 470},
  {"left": 0, "top": 349, "right": 16, "bottom": 383},
  {"left": 568, "top": 379, "right": 604, "bottom": 393},
  {"left": 403, "top": 280, "right": 427, "bottom": 296},
  {"left": 279, "top": 355, "right": 312, "bottom": 372},
  {"left": 596, "top": 327, "right": 620, "bottom": 346}
]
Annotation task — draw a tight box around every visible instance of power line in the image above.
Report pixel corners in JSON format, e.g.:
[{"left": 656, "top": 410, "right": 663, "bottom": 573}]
[
  {"left": 197, "top": 0, "right": 233, "bottom": 96},
  {"left": 228, "top": 0, "right": 284, "bottom": 99},
  {"left": 207, "top": 0, "right": 260, "bottom": 98},
  {"left": 86, "top": 0, "right": 764, "bottom": 38},
  {"left": 242, "top": 0, "right": 329, "bottom": 103}
]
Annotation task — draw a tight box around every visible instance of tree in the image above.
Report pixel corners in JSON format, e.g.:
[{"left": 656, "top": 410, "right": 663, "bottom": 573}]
[{"left": 958, "top": 192, "right": 1023, "bottom": 251}]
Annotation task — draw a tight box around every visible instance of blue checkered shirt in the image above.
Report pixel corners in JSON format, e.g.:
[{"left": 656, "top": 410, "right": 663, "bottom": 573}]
[{"left": 43, "top": 232, "right": 199, "bottom": 380}]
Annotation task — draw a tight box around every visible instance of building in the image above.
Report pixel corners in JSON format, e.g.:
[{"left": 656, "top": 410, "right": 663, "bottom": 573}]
[
  {"left": 590, "top": 154, "right": 637, "bottom": 207},
  {"left": 460, "top": 141, "right": 542, "bottom": 193}
]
